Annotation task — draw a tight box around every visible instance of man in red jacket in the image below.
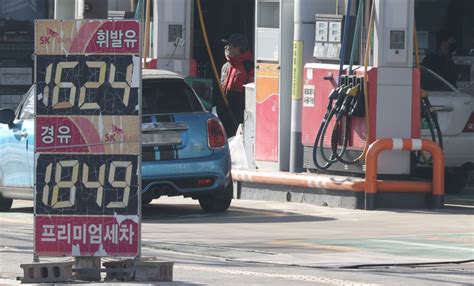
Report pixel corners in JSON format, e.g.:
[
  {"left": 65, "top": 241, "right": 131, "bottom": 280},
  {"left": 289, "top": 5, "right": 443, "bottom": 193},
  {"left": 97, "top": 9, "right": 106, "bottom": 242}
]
[{"left": 218, "top": 33, "right": 254, "bottom": 137}]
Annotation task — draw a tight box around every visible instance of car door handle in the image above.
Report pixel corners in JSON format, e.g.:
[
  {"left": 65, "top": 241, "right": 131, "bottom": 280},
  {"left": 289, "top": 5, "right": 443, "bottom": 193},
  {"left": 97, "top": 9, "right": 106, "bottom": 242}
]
[
  {"left": 14, "top": 131, "right": 28, "bottom": 137},
  {"left": 431, "top": 105, "right": 453, "bottom": 112}
]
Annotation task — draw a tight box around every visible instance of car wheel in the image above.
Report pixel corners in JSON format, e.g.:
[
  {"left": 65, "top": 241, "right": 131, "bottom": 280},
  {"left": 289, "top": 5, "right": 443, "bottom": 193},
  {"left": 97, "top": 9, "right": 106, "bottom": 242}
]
[
  {"left": 0, "top": 195, "right": 12, "bottom": 212},
  {"left": 0, "top": 177, "right": 13, "bottom": 212},
  {"left": 198, "top": 180, "right": 233, "bottom": 213},
  {"left": 445, "top": 167, "right": 469, "bottom": 194}
]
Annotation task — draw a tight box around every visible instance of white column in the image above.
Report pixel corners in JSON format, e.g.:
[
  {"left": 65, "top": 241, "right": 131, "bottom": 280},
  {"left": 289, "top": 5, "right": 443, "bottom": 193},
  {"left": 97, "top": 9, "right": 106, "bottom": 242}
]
[{"left": 373, "top": 0, "right": 415, "bottom": 174}]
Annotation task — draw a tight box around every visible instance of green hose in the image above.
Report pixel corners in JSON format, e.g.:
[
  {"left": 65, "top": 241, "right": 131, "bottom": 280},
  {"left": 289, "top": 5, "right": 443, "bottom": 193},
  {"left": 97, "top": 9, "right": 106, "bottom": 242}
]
[{"left": 349, "top": 0, "right": 364, "bottom": 74}]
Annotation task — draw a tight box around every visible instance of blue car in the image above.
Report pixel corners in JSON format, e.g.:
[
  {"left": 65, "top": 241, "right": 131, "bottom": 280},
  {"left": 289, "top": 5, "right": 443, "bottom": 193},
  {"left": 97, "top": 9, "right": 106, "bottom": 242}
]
[{"left": 0, "top": 69, "right": 232, "bottom": 212}]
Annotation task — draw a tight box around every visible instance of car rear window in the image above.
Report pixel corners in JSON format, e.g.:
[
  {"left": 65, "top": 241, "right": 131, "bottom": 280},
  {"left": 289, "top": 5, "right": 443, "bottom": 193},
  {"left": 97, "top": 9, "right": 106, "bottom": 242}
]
[{"left": 142, "top": 79, "right": 203, "bottom": 114}]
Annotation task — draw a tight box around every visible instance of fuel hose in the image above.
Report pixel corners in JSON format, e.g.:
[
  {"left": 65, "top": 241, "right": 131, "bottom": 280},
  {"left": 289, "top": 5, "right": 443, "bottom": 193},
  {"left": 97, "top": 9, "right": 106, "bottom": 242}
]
[{"left": 196, "top": 0, "right": 237, "bottom": 127}]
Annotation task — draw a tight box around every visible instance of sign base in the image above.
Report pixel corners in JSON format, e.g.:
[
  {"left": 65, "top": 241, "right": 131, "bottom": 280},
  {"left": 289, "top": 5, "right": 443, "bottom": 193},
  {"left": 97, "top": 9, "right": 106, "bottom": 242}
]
[
  {"left": 74, "top": 257, "right": 101, "bottom": 281},
  {"left": 20, "top": 257, "right": 173, "bottom": 283},
  {"left": 104, "top": 258, "right": 174, "bottom": 282},
  {"left": 20, "top": 261, "right": 74, "bottom": 283}
]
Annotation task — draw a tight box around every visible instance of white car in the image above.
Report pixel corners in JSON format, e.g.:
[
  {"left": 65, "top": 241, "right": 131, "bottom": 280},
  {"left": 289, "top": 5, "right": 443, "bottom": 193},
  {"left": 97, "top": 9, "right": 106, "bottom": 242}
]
[{"left": 418, "top": 66, "right": 474, "bottom": 193}]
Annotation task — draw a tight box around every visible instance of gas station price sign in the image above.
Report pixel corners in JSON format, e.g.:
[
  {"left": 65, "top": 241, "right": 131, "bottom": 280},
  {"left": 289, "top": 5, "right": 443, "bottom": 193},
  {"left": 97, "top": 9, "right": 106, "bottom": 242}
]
[
  {"left": 34, "top": 20, "right": 141, "bottom": 257},
  {"left": 35, "top": 154, "right": 139, "bottom": 216},
  {"left": 35, "top": 55, "right": 139, "bottom": 116}
]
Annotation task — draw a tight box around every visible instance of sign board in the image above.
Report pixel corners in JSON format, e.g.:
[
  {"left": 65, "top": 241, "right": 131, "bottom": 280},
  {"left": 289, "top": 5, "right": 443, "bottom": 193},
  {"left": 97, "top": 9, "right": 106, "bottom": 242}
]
[
  {"left": 291, "top": 41, "right": 303, "bottom": 100},
  {"left": 313, "top": 14, "right": 343, "bottom": 60},
  {"left": 34, "top": 20, "right": 141, "bottom": 257}
]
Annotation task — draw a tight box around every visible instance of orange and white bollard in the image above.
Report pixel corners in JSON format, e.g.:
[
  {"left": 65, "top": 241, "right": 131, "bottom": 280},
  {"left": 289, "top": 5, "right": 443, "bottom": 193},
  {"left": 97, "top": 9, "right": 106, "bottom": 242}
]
[{"left": 365, "top": 138, "right": 444, "bottom": 210}]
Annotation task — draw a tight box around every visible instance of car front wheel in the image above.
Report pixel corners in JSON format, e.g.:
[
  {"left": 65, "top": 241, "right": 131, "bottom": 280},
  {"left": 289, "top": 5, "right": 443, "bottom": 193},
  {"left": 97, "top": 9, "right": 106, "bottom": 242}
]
[
  {"left": 0, "top": 178, "right": 13, "bottom": 212},
  {"left": 445, "top": 167, "right": 470, "bottom": 194},
  {"left": 198, "top": 180, "right": 233, "bottom": 213},
  {"left": 0, "top": 195, "right": 12, "bottom": 212}
]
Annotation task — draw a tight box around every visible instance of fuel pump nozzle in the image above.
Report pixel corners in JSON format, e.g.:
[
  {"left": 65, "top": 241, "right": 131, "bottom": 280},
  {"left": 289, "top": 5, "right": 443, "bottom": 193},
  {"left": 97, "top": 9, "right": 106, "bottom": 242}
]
[
  {"left": 328, "top": 87, "right": 341, "bottom": 100},
  {"left": 324, "top": 86, "right": 345, "bottom": 120},
  {"left": 337, "top": 85, "right": 360, "bottom": 119},
  {"left": 348, "top": 81, "right": 365, "bottom": 117},
  {"left": 333, "top": 85, "right": 351, "bottom": 115}
]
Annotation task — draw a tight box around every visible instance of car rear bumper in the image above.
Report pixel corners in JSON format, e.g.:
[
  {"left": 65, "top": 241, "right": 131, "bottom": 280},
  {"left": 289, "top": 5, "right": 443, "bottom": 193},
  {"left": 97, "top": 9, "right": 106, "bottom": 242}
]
[{"left": 141, "top": 150, "right": 232, "bottom": 197}]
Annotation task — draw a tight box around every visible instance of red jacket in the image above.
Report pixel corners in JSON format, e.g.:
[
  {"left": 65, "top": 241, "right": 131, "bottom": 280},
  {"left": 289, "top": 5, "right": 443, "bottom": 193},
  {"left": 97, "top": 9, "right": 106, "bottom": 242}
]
[{"left": 220, "top": 50, "right": 254, "bottom": 93}]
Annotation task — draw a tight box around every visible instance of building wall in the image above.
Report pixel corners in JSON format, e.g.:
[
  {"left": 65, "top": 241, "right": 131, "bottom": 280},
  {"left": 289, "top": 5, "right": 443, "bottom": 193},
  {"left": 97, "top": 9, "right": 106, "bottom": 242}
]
[{"left": 0, "top": 0, "right": 50, "bottom": 108}]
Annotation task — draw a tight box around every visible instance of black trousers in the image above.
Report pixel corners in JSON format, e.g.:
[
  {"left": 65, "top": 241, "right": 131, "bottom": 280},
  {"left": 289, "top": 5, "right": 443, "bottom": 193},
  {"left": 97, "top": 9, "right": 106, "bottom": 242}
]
[{"left": 216, "top": 91, "right": 245, "bottom": 137}]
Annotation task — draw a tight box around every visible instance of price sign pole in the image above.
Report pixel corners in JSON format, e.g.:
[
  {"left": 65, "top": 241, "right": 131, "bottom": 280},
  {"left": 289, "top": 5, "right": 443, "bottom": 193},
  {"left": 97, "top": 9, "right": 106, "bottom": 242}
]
[{"left": 34, "top": 20, "right": 141, "bottom": 281}]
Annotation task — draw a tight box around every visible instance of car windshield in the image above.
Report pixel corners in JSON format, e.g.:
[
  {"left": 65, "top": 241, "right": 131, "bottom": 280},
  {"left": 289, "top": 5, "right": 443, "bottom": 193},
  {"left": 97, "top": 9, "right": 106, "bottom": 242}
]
[
  {"left": 420, "top": 67, "right": 456, "bottom": 93},
  {"left": 142, "top": 79, "right": 203, "bottom": 114},
  {"left": 16, "top": 86, "right": 35, "bottom": 120}
]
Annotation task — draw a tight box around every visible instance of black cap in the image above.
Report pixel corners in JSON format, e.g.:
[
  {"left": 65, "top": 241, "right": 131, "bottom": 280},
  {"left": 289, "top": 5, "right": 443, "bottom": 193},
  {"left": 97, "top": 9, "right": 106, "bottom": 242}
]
[{"left": 221, "top": 33, "right": 248, "bottom": 51}]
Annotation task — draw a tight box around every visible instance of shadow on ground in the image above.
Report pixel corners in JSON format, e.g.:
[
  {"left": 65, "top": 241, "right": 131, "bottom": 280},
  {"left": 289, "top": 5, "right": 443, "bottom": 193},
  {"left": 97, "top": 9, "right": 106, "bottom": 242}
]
[
  {"left": 382, "top": 194, "right": 474, "bottom": 215},
  {"left": 7, "top": 193, "right": 473, "bottom": 218},
  {"left": 141, "top": 203, "right": 335, "bottom": 224}
]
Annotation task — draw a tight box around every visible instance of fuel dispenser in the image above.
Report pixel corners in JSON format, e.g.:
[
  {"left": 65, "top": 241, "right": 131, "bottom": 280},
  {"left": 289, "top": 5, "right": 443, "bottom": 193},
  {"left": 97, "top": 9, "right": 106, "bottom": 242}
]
[
  {"left": 301, "top": 64, "right": 421, "bottom": 173},
  {"left": 152, "top": 0, "right": 192, "bottom": 76},
  {"left": 301, "top": 0, "right": 421, "bottom": 175},
  {"left": 254, "top": 0, "right": 294, "bottom": 170}
]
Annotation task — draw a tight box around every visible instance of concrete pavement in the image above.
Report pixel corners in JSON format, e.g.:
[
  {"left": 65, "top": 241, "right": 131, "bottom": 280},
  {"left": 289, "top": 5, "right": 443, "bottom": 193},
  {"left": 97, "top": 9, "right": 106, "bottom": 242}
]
[{"left": 0, "top": 196, "right": 472, "bottom": 285}]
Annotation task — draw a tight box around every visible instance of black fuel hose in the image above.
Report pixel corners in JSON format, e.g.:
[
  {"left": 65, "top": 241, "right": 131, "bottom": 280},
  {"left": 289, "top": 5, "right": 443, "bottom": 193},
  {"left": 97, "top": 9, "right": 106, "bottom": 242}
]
[
  {"left": 417, "top": 96, "right": 443, "bottom": 164},
  {"left": 423, "top": 97, "right": 443, "bottom": 149},
  {"left": 312, "top": 86, "right": 351, "bottom": 170},
  {"left": 319, "top": 88, "right": 349, "bottom": 163},
  {"left": 325, "top": 84, "right": 361, "bottom": 165},
  {"left": 330, "top": 116, "right": 359, "bottom": 165},
  {"left": 312, "top": 98, "right": 338, "bottom": 170}
]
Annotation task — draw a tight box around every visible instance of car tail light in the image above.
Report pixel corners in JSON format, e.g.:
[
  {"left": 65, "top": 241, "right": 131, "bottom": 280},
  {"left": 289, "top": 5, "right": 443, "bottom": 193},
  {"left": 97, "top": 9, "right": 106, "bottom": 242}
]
[
  {"left": 196, "top": 178, "right": 214, "bottom": 187},
  {"left": 207, "top": 119, "right": 226, "bottom": 148},
  {"left": 463, "top": 113, "right": 474, "bottom": 133}
]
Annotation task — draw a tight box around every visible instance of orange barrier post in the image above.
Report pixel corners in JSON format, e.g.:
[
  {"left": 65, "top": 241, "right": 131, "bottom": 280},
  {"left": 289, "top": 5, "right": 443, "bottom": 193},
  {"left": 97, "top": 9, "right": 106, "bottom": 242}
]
[{"left": 365, "top": 138, "right": 444, "bottom": 210}]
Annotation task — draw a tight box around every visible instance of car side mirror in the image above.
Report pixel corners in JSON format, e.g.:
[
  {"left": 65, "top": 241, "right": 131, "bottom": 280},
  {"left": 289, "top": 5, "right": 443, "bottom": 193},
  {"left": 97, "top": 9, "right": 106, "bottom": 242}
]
[{"left": 0, "top": 109, "right": 15, "bottom": 127}]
